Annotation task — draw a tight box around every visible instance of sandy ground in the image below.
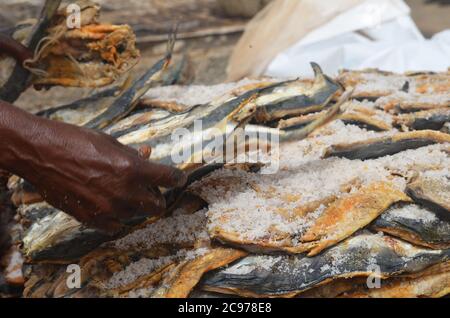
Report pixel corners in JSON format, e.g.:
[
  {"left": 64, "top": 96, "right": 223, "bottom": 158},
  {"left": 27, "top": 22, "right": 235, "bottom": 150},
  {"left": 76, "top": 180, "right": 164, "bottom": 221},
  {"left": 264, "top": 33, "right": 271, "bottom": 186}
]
[{"left": 407, "top": 0, "right": 450, "bottom": 37}]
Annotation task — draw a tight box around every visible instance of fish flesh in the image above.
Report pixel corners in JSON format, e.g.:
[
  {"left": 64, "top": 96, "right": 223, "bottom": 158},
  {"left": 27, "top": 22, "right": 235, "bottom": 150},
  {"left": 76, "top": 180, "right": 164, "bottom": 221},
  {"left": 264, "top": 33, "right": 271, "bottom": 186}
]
[
  {"left": 372, "top": 204, "right": 450, "bottom": 249},
  {"left": 189, "top": 142, "right": 449, "bottom": 258},
  {"left": 148, "top": 248, "right": 247, "bottom": 298},
  {"left": 325, "top": 130, "right": 450, "bottom": 160},
  {"left": 298, "top": 277, "right": 367, "bottom": 298},
  {"left": 21, "top": 193, "right": 207, "bottom": 265},
  {"left": 201, "top": 233, "right": 450, "bottom": 298},
  {"left": 298, "top": 182, "right": 411, "bottom": 256}
]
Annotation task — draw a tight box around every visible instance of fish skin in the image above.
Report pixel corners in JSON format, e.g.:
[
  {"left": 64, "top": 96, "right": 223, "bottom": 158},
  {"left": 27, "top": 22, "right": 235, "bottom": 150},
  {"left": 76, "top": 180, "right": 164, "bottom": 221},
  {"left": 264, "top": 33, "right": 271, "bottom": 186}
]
[
  {"left": 106, "top": 109, "right": 171, "bottom": 139},
  {"left": 372, "top": 204, "right": 450, "bottom": 249},
  {"left": 202, "top": 234, "right": 450, "bottom": 298},
  {"left": 394, "top": 108, "right": 450, "bottom": 131},
  {"left": 325, "top": 131, "right": 450, "bottom": 160},
  {"left": 406, "top": 177, "right": 450, "bottom": 221},
  {"left": 115, "top": 84, "right": 271, "bottom": 149},
  {"left": 280, "top": 89, "right": 352, "bottom": 143},
  {"left": 117, "top": 82, "right": 289, "bottom": 164},
  {"left": 408, "top": 113, "right": 450, "bottom": 131},
  {"left": 84, "top": 57, "right": 170, "bottom": 130},
  {"left": 18, "top": 202, "right": 59, "bottom": 225}
]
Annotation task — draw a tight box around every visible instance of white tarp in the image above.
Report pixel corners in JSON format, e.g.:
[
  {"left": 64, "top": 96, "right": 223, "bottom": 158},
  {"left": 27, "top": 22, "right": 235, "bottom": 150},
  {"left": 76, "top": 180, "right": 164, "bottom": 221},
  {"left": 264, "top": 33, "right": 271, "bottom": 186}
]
[{"left": 265, "top": 0, "right": 450, "bottom": 78}]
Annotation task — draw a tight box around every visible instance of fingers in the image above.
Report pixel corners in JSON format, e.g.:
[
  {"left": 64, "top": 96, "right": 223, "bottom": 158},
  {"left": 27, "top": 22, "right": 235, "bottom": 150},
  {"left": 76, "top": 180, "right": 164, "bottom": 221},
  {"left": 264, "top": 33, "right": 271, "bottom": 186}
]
[
  {"left": 98, "top": 132, "right": 182, "bottom": 188},
  {"left": 113, "top": 185, "right": 166, "bottom": 222},
  {"left": 88, "top": 216, "right": 124, "bottom": 235},
  {"left": 133, "top": 186, "right": 167, "bottom": 217},
  {"left": 140, "top": 161, "right": 187, "bottom": 188},
  {"left": 138, "top": 145, "right": 152, "bottom": 160}
]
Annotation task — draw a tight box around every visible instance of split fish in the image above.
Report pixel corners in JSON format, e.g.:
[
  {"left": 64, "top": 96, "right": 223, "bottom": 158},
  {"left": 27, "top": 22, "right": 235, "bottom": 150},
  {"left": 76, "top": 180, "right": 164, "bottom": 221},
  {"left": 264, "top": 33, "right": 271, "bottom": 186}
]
[
  {"left": 394, "top": 108, "right": 450, "bottom": 131},
  {"left": 325, "top": 130, "right": 450, "bottom": 160},
  {"left": 372, "top": 204, "right": 450, "bottom": 249},
  {"left": 201, "top": 233, "right": 450, "bottom": 298},
  {"left": 406, "top": 175, "right": 450, "bottom": 221}
]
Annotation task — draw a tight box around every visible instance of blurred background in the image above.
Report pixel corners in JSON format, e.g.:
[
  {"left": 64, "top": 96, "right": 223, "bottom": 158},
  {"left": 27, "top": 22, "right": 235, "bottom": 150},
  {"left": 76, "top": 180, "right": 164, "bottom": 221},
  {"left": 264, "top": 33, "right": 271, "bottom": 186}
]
[{"left": 0, "top": 0, "right": 449, "bottom": 111}]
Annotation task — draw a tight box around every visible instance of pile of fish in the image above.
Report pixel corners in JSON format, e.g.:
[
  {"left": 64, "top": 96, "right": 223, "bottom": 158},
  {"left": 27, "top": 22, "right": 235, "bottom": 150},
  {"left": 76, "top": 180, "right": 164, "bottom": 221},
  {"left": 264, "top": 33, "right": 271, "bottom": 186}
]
[
  {"left": 3, "top": 55, "right": 450, "bottom": 297},
  {"left": 26, "top": 0, "right": 140, "bottom": 88}
]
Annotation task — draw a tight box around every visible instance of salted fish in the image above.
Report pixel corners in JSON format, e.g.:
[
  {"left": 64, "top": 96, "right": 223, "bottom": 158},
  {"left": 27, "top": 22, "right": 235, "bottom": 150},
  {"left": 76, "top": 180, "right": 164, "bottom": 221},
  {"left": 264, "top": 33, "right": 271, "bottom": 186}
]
[
  {"left": 199, "top": 179, "right": 410, "bottom": 255},
  {"left": 342, "top": 262, "right": 450, "bottom": 298},
  {"left": 201, "top": 233, "right": 450, "bottom": 298},
  {"left": 338, "top": 69, "right": 450, "bottom": 100},
  {"left": 394, "top": 108, "right": 450, "bottom": 131},
  {"left": 406, "top": 175, "right": 450, "bottom": 221},
  {"left": 20, "top": 203, "right": 111, "bottom": 263},
  {"left": 23, "top": 209, "right": 246, "bottom": 298},
  {"left": 37, "top": 87, "right": 119, "bottom": 126},
  {"left": 278, "top": 108, "right": 392, "bottom": 132},
  {"left": 377, "top": 92, "right": 450, "bottom": 113},
  {"left": 325, "top": 130, "right": 450, "bottom": 160},
  {"left": 372, "top": 204, "right": 450, "bottom": 249},
  {"left": 111, "top": 64, "right": 342, "bottom": 165},
  {"left": 29, "top": 1, "right": 140, "bottom": 88}
]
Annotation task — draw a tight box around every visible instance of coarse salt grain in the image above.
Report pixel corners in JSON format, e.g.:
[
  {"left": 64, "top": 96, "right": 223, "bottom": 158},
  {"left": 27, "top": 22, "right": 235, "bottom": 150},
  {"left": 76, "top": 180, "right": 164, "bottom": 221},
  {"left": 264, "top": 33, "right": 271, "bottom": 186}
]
[
  {"left": 113, "top": 209, "right": 209, "bottom": 250},
  {"left": 194, "top": 141, "right": 449, "bottom": 244},
  {"left": 382, "top": 204, "right": 438, "bottom": 224},
  {"left": 106, "top": 248, "right": 210, "bottom": 289}
]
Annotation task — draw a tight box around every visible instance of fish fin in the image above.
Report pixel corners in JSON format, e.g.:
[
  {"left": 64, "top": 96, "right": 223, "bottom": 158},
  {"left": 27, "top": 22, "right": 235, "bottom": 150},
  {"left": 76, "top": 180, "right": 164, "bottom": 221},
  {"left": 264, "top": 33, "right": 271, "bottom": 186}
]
[
  {"left": 311, "top": 62, "right": 327, "bottom": 86},
  {"left": 311, "top": 62, "right": 344, "bottom": 92},
  {"left": 164, "top": 24, "right": 178, "bottom": 66}
]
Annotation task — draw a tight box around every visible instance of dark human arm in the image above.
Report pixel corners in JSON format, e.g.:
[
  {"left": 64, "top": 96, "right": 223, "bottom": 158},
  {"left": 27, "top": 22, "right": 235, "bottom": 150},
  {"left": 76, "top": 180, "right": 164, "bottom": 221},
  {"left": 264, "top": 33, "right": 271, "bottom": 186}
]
[
  {"left": 0, "top": 100, "right": 186, "bottom": 233},
  {"left": 0, "top": 33, "right": 33, "bottom": 65}
]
